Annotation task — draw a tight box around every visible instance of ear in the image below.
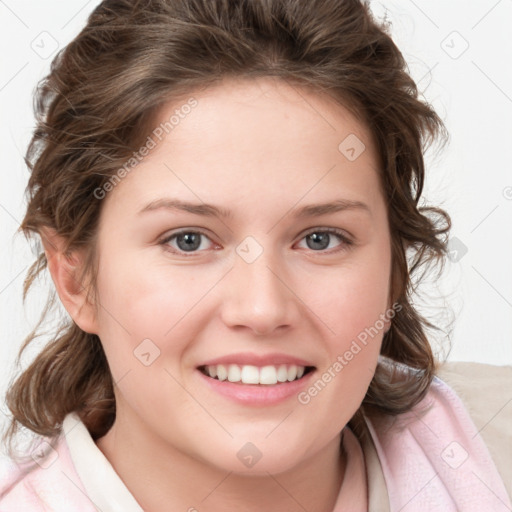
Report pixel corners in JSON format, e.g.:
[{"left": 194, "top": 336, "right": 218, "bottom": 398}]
[{"left": 40, "top": 227, "right": 99, "bottom": 334}]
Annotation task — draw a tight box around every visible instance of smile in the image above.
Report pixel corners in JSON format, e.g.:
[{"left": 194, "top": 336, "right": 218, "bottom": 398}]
[{"left": 198, "top": 364, "right": 315, "bottom": 385}]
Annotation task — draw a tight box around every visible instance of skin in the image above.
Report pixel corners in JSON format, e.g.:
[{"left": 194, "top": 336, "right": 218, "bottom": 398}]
[{"left": 44, "top": 76, "right": 393, "bottom": 511}]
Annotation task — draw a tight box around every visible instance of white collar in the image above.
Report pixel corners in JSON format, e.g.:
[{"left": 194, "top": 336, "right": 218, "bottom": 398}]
[{"left": 63, "top": 413, "right": 143, "bottom": 512}]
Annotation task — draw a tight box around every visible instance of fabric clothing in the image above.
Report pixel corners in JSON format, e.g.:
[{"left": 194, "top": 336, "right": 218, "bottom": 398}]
[
  {"left": 1, "top": 361, "right": 511, "bottom": 511},
  {"left": 365, "top": 371, "right": 511, "bottom": 511}
]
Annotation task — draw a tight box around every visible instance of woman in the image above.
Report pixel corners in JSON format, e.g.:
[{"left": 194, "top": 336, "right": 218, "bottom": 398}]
[{"left": 1, "top": 0, "right": 510, "bottom": 510}]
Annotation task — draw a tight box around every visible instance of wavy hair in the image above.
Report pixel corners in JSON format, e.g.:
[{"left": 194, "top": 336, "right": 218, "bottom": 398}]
[{"left": 4, "top": 0, "right": 451, "bottom": 450}]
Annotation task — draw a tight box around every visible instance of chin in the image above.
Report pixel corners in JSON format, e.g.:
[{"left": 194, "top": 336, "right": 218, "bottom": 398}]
[
  {"left": 192, "top": 434, "right": 318, "bottom": 477},
  {"left": 219, "top": 451, "right": 307, "bottom": 477}
]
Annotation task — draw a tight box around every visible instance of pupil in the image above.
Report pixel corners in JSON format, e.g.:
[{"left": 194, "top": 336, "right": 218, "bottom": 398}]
[
  {"left": 307, "top": 232, "right": 329, "bottom": 250},
  {"left": 177, "top": 233, "right": 200, "bottom": 251}
]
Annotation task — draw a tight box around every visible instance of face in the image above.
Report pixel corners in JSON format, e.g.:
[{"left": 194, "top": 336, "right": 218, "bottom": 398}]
[{"left": 89, "top": 77, "right": 392, "bottom": 475}]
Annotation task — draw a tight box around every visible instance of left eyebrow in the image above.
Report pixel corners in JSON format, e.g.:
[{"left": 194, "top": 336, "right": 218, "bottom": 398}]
[{"left": 292, "top": 199, "right": 371, "bottom": 218}]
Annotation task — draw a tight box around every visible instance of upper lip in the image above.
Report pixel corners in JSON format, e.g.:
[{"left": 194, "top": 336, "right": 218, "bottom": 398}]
[{"left": 198, "top": 352, "right": 315, "bottom": 368}]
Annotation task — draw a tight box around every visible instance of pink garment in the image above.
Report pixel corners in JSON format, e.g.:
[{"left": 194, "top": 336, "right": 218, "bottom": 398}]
[
  {"left": 0, "top": 433, "right": 97, "bottom": 511},
  {"left": 365, "top": 374, "right": 512, "bottom": 511},
  {"left": 0, "top": 374, "right": 510, "bottom": 511}
]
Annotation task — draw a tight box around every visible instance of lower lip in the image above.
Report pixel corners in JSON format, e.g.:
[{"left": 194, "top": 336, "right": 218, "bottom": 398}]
[{"left": 197, "top": 369, "right": 315, "bottom": 406}]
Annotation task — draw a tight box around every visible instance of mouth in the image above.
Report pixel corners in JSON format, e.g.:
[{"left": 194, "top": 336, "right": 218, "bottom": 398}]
[{"left": 198, "top": 364, "right": 316, "bottom": 385}]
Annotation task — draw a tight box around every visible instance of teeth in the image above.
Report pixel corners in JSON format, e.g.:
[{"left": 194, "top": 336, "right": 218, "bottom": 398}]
[
  {"left": 276, "top": 365, "right": 288, "bottom": 383},
  {"left": 227, "top": 364, "right": 241, "bottom": 382},
  {"left": 287, "top": 365, "right": 297, "bottom": 381},
  {"left": 240, "top": 365, "right": 260, "bottom": 384},
  {"left": 217, "top": 365, "right": 228, "bottom": 381},
  {"left": 260, "top": 366, "right": 278, "bottom": 385},
  {"left": 203, "top": 364, "right": 308, "bottom": 385}
]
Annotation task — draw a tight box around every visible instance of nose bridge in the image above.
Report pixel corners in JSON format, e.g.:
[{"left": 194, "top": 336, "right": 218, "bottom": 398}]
[{"left": 221, "top": 235, "right": 297, "bottom": 334}]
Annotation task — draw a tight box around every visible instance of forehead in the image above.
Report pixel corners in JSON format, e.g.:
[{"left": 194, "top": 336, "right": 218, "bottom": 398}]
[
  {"left": 159, "top": 76, "right": 374, "bottom": 158},
  {"left": 102, "top": 76, "right": 384, "bottom": 220}
]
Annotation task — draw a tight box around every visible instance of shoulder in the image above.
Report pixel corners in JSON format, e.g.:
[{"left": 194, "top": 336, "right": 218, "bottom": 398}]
[
  {"left": 435, "top": 360, "right": 512, "bottom": 498},
  {"left": 0, "top": 434, "right": 96, "bottom": 512}
]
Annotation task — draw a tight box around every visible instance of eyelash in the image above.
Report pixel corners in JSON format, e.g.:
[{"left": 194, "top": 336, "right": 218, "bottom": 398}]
[{"left": 158, "top": 228, "right": 353, "bottom": 257}]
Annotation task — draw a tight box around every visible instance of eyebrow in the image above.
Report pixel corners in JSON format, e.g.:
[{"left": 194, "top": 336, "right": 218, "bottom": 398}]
[{"left": 138, "top": 198, "right": 371, "bottom": 219}]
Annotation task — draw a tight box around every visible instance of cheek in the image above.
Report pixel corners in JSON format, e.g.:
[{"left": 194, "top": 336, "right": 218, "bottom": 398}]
[
  {"left": 301, "top": 247, "right": 391, "bottom": 412},
  {"left": 292, "top": 262, "right": 391, "bottom": 459},
  {"left": 309, "top": 254, "right": 391, "bottom": 349},
  {"left": 93, "top": 254, "right": 220, "bottom": 369}
]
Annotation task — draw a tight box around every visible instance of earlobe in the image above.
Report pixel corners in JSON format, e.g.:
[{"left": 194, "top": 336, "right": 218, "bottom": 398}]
[{"left": 40, "top": 227, "right": 99, "bottom": 334}]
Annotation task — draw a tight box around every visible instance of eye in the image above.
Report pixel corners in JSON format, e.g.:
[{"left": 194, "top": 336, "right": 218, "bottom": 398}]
[
  {"left": 296, "top": 228, "right": 353, "bottom": 253},
  {"left": 159, "top": 230, "right": 216, "bottom": 255}
]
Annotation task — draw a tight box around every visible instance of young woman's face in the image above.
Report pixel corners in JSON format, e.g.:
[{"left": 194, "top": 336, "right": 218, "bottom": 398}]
[{"left": 91, "top": 77, "right": 392, "bottom": 474}]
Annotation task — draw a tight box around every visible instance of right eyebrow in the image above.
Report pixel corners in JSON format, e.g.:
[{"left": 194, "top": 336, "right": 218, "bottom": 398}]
[{"left": 138, "top": 198, "right": 232, "bottom": 219}]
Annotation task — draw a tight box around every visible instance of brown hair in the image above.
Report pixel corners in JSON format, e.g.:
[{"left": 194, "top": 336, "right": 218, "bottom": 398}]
[{"left": 4, "top": 0, "right": 450, "bottom": 449}]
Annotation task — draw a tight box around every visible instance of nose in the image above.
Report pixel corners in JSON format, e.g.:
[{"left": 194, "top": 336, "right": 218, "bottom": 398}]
[{"left": 220, "top": 245, "right": 300, "bottom": 336}]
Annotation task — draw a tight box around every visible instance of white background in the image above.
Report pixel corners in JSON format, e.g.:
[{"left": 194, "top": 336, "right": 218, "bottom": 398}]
[{"left": 1, "top": 0, "right": 511, "bottom": 436}]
